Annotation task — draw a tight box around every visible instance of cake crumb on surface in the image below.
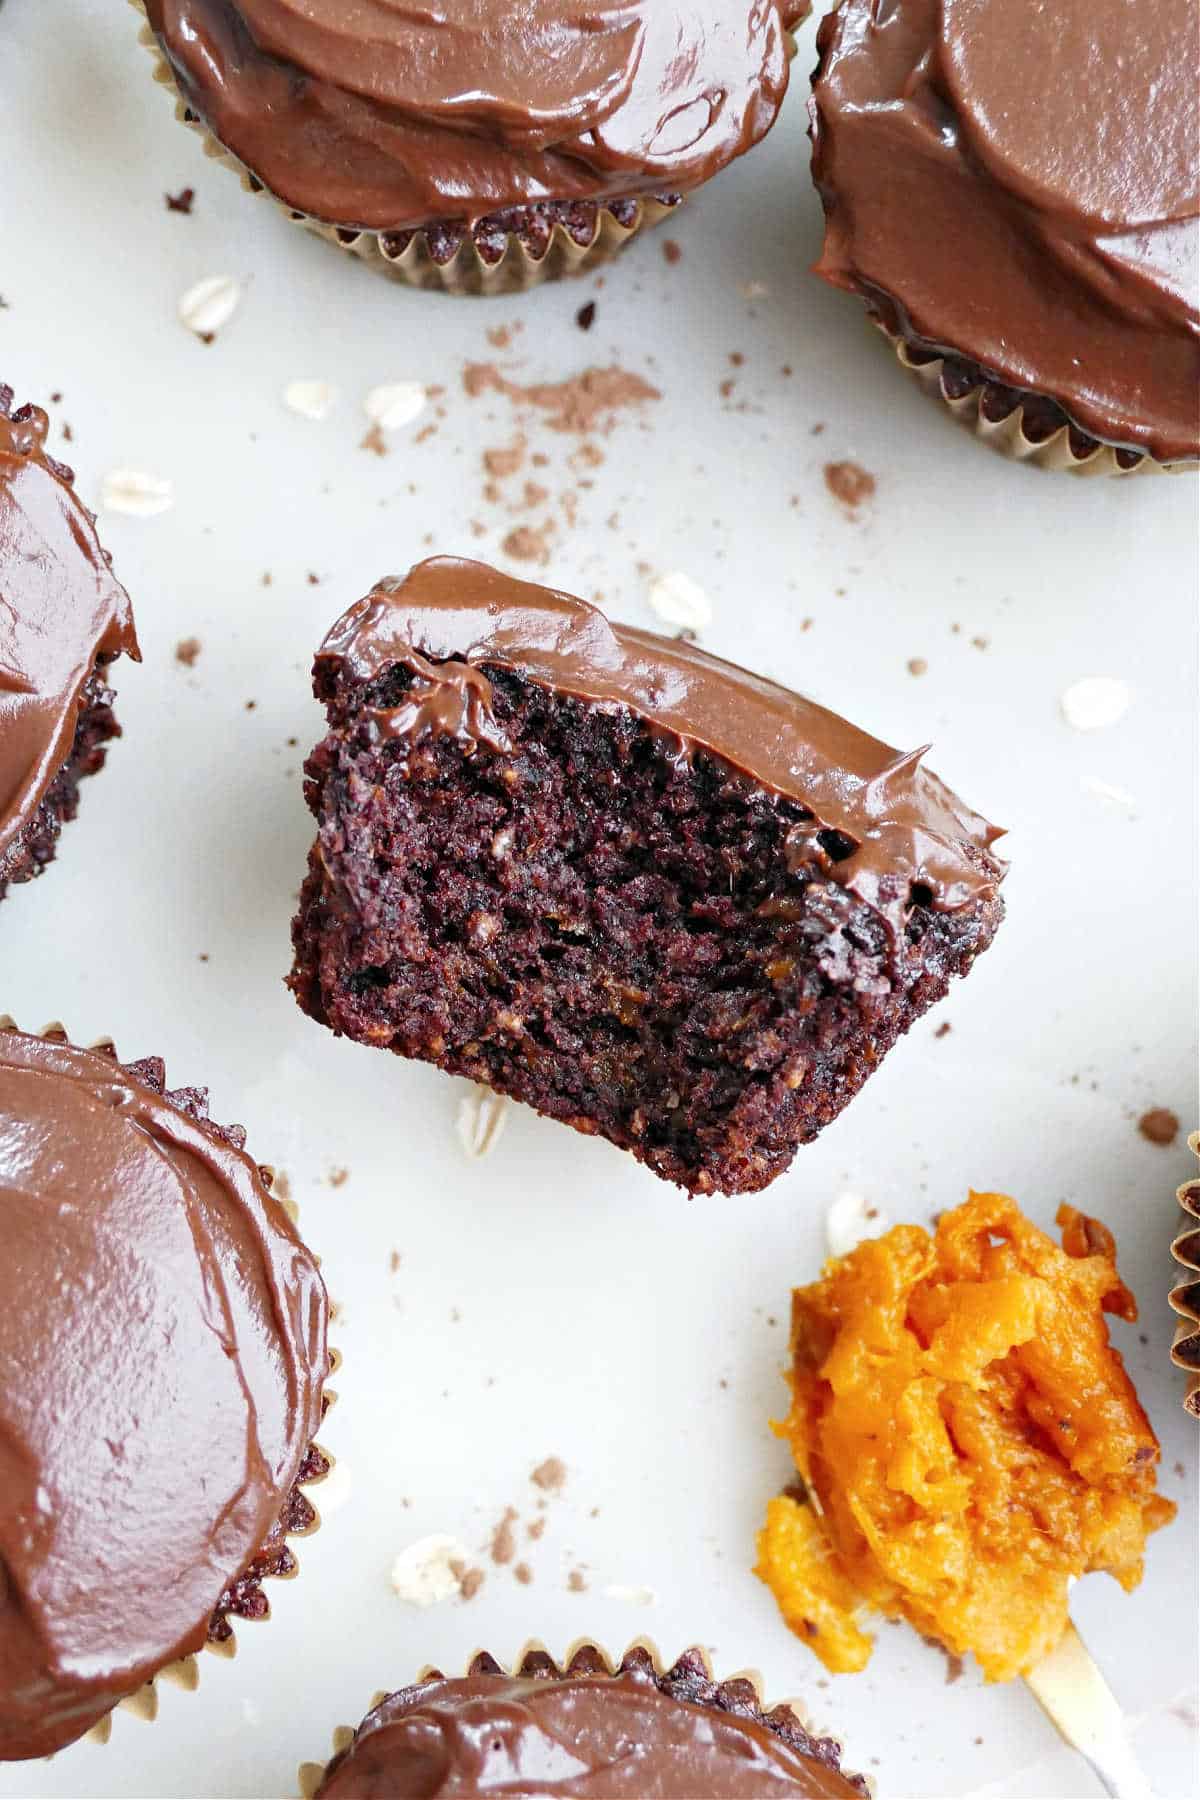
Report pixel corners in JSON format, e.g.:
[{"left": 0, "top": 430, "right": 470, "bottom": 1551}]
[
  {"left": 165, "top": 186, "right": 194, "bottom": 213},
  {"left": 907, "top": 657, "right": 928, "bottom": 677},
  {"left": 531, "top": 1457, "right": 567, "bottom": 1493},
  {"left": 514, "top": 1561, "right": 533, "bottom": 1585},
  {"left": 568, "top": 1569, "right": 588, "bottom": 1592},
  {"left": 1139, "top": 1108, "right": 1180, "bottom": 1146},
  {"left": 663, "top": 240, "right": 682, "bottom": 264},
  {"left": 175, "top": 637, "right": 202, "bottom": 667},
  {"left": 824, "top": 461, "right": 876, "bottom": 513},
  {"left": 490, "top": 1508, "right": 519, "bottom": 1566}
]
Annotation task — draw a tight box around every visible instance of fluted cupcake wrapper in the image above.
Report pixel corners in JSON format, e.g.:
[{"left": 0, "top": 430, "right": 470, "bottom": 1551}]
[
  {"left": 129, "top": 1, "right": 677, "bottom": 296},
  {"left": 298, "top": 1639, "right": 869, "bottom": 1797},
  {"left": 1170, "top": 1130, "right": 1200, "bottom": 1418},
  {"left": 0, "top": 1016, "right": 337, "bottom": 1751},
  {"left": 877, "top": 321, "right": 1196, "bottom": 479}
]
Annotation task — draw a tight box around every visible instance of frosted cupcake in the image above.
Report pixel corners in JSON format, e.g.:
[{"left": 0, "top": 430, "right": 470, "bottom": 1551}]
[
  {"left": 808, "top": 0, "right": 1200, "bottom": 473},
  {"left": 135, "top": 1, "right": 807, "bottom": 294}
]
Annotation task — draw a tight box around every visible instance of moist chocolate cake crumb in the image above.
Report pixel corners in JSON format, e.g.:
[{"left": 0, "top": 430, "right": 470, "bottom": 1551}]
[
  {"left": 934, "top": 1021, "right": 953, "bottom": 1038},
  {"left": 576, "top": 301, "right": 597, "bottom": 331},
  {"left": 907, "top": 657, "right": 928, "bottom": 677},
  {"left": 458, "top": 1567, "right": 485, "bottom": 1601},
  {"left": 1139, "top": 1108, "right": 1180, "bottom": 1146},
  {"left": 824, "top": 461, "right": 876, "bottom": 512},
  {"left": 166, "top": 186, "right": 195, "bottom": 213},
  {"left": 462, "top": 363, "right": 661, "bottom": 436},
  {"left": 514, "top": 1561, "right": 533, "bottom": 1585},
  {"left": 531, "top": 1457, "right": 567, "bottom": 1494},
  {"left": 490, "top": 1508, "right": 518, "bottom": 1565},
  {"left": 663, "top": 240, "right": 683, "bottom": 264},
  {"left": 175, "top": 637, "right": 202, "bottom": 667}
]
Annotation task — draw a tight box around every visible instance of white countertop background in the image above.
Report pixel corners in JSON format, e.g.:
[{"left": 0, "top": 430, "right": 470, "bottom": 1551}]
[{"left": 2, "top": 4, "right": 1197, "bottom": 1796}]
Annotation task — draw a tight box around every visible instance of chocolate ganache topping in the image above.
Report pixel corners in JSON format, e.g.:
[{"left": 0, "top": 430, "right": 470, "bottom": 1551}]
[
  {"left": 316, "top": 1667, "right": 863, "bottom": 1798},
  {"left": 810, "top": 0, "right": 1200, "bottom": 463},
  {"left": 142, "top": 0, "right": 806, "bottom": 231},
  {"left": 316, "top": 557, "right": 1004, "bottom": 935},
  {"left": 0, "top": 1030, "right": 328, "bottom": 1761},
  {"left": 0, "top": 399, "right": 140, "bottom": 862}
]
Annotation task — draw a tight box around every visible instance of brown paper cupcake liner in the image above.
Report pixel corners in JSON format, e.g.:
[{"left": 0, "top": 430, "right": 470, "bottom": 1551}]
[
  {"left": 877, "top": 320, "right": 1196, "bottom": 479},
  {"left": 298, "top": 1639, "right": 869, "bottom": 1797},
  {"left": 1170, "top": 1129, "right": 1200, "bottom": 1418},
  {"left": 0, "top": 1016, "right": 337, "bottom": 1748},
  {"left": 129, "top": 2, "right": 676, "bottom": 295}
]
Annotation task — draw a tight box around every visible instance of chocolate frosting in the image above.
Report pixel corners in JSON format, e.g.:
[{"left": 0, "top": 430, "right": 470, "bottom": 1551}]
[
  {"left": 810, "top": 0, "right": 1200, "bottom": 462},
  {"left": 142, "top": 0, "right": 804, "bottom": 231},
  {"left": 316, "top": 557, "right": 1004, "bottom": 941},
  {"left": 0, "top": 400, "right": 140, "bottom": 862},
  {"left": 0, "top": 1030, "right": 328, "bottom": 1761},
  {"left": 316, "top": 1668, "right": 861, "bottom": 1798}
]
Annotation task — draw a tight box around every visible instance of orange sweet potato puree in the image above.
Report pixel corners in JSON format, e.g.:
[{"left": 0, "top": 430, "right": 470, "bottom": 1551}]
[{"left": 755, "top": 1192, "right": 1175, "bottom": 1682}]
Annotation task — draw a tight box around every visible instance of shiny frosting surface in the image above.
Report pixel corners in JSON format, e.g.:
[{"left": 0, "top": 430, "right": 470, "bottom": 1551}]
[
  {"left": 810, "top": 0, "right": 1200, "bottom": 461},
  {"left": 0, "top": 405, "right": 139, "bottom": 859},
  {"left": 317, "top": 557, "right": 1004, "bottom": 930},
  {"left": 0, "top": 1031, "right": 328, "bottom": 1761},
  {"left": 316, "top": 1669, "right": 861, "bottom": 1798},
  {"left": 144, "top": 0, "right": 803, "bottom": 230}
]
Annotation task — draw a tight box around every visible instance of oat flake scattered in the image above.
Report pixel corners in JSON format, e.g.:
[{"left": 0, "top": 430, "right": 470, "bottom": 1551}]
[
  {"left": 101, "top": 469, "right": 174, "bottom": 518},
  {"left": 285, "top": 379, "right": 338, "bottom": 422},
  {"left": 390, "top": 1535, "right": 473, "bottom": 1607},
  {"left": 457, "top": 1087, "right": 509, "bottom": 1159},
  {"left": 1060, "top": 676, "right": 1131, "bottom": 732},
  {"left": 826, "top": 1191, "right": 892, "bottom": 1259},
  {"left": 602, "top": 1583, "right": 657, "bottom": 1606},
  {"left": 178, "top": 274, "right": 240, "bottom": 338},
  {"left": 648, "top": 571, "right": 713, "bottom": 632},
  {"left": 1081, "top": 776, "right": 1138, "bottom": 814},
  {"left": 364, "top": 382, "right": 427, "bottom": 431}
]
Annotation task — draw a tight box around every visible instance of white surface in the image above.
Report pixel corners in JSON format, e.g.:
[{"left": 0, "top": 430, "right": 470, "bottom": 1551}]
[{"left": 2, "top": 5, "right": 1197, "bottom": 1798}]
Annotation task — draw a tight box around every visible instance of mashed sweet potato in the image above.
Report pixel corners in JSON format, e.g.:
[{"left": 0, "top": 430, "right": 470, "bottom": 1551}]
[{"left": 755, "top": 1192, "right": 1175, "bottom": 1681}]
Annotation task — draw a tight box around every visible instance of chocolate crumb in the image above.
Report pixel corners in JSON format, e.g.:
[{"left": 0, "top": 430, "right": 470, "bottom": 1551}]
[
  {"left": 907, "top": 657, "right": 928, "bottom": 677},
  {"left": 527, "top": 1518, "right": 546, "bottom": 1541},
  {"left": 458, "top": 1567, "right": 484, "bottom": 1600},
  {"left": 514, "top": 1561, "right": 533, "bottom": 1586},
  {"left": 1175, "top": 1461, "right": 1186, "bottom": 1478},
  {"left": 1139, "top": 1108, "right": 1179, "bottom": 1146},
  {"left": 490, "top": 1507, "right": 518, "bottom": 1566},
  {"left": 328, "top": 1166, "right": 350, "bottom": 1188},
  {"left": 166, "top": 186, "right": 195, "bottom": 214},
  {"left": 244, "top": 699, "right": 257, "bottom": 712},
  {"left": 934, "top": 1021, "right": 953, "bottom": 1039},
  {"left": 462, "top": 362, "right": 660, "bottom": 436},
  {"left": 61, "top": 423, "right": 73, "bottom": 443},
  {"left": 944, "top": 1653, "right": 964, "bottom": 1686},
  {"left": 662, "top": 240, "right": 682, "bottom": 265},
  {"left": 483, "top": 439, "right": 526, "bottom": 480},
  {"left": 175, "top": 637, "right": 202, "bottom": 667},
  {"left": 531, "top": 1456, "right": 567, "bottom": 1493},
  {"left": 307, "top": 572, "right": 321, "bottom": 586},
  {"left": 576, "top": 301, "right": 597, "bottom": 331},
  {"left": 503, "top": 524, "right": 551, "bottom": 564},
  {"left": 361, "top": 422, "right": 388, "bottom": 457},
  {"left": 824, "top": 461, "right": 876, "bottom": 513},
  {"left": 389, "top": 1250, "right": 402, "bottom": 1273},
  {"left": 262, "top": 572, "right": 273, "bottom": 587},
  {"left": 568, "top": 1569, "right": 588, "bottom": 1593}
]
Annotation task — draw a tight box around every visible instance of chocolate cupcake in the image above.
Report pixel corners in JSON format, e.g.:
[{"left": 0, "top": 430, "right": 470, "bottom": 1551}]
[
  {"left": 809, "top": 0, "right": 1200, "bottom": 474},
  {"left": 1, "top": 389, "right": 139, "bottom": 901},
  {"left": 302, "top": 1645, "right": 867, "bottom": 1798},
  {"left": 289, "top": 557, "right": 1005, "bottom": 1195},
  {"left": 0, "top": 1024, "right": 331, "bottom": 1761},
  {"left": 133, "top": 1, "right": 807, "bottom": 294}
]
